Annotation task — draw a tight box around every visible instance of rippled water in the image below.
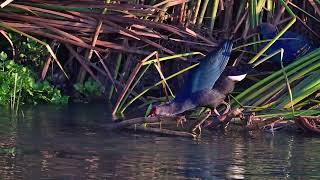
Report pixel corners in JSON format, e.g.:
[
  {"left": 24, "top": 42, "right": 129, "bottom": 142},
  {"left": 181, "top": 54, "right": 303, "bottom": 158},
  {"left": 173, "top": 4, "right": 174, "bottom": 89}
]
[{"left": 0, "top": 104, "right": 319, "bottom": 179}]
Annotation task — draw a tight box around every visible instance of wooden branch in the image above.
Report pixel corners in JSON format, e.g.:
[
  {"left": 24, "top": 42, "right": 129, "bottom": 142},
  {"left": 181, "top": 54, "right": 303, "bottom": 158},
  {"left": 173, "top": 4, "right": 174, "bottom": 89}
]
[
  {"left": 127, "top": 126, "right": 196, "bottom": 138},
  {"left": 191, "top": 111, "right": 211, "bottom": 133},
  {"left": 246, "top": 117, "right": 283, "bottom": 131},
  {"left": 203, "top": 108, "right": 244, "bottom": 130},
  {"left": 108, "top": 116, "right": 176, "bottom": 130},
  {"left": 294, "top": 116, "right": 320, "bottom": 134}
]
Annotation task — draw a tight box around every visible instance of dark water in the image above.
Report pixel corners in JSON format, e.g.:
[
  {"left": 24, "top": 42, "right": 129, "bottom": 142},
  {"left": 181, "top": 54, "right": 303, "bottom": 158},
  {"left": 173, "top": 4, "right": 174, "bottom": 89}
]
[{"left": 0, "top": 104, "right": 319, "bottom": 179}]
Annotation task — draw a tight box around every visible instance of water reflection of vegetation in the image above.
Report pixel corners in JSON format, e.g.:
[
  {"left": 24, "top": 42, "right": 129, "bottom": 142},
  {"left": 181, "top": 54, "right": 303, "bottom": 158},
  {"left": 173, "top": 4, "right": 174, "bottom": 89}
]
[{"left": 0, "top": 105, "right": 320, "bottom": 179}]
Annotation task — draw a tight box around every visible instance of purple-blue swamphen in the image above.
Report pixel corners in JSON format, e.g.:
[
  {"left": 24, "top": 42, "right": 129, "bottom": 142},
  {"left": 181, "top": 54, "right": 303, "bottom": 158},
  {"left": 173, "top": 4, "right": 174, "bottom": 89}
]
[
  {"left": 148, "top": 40, "right": 249, "bottom": 119},
  {"left": 256, "top": 23, "right": 315, "bottom": 65}
]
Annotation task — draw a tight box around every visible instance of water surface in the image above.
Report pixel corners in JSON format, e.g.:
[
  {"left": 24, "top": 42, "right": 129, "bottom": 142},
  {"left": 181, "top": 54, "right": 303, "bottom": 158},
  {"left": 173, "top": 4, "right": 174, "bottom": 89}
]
[{"left": 0, "top": 104, "right": 319, "bottom": 179}]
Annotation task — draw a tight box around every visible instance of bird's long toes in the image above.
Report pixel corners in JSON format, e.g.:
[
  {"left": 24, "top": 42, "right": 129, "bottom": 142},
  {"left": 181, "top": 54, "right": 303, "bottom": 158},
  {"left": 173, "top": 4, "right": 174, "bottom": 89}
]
[
  {"left": 212, "top": 108, "right": 221, "bottom": 116},
  {"left": 221, "top": 102, "right": 231, "bottom": 115}
]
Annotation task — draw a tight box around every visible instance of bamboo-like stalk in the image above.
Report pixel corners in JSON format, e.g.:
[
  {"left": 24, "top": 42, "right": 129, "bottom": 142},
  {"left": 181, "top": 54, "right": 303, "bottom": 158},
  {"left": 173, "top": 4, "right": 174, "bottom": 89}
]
[
  {"left": 257, "top": 0, "right": 267, "bottom": 14},
  {"left": 249, "top": 0, "right": 258, "bottom": 51},
  {"left": 235, "top": 48, "right": 320, "bottom": 105},
  {"left": 121, "top": 63, "right": 199, "bottom": 113},
  {"left": 284, "top": 84, "right": 320, "bottom": 109},
  {"left": 154, "top": 52, "right": 169, "bottom": 100},
  {"left": 155, "top": 2, "right": 170, "bottom": 22},
  {"left": 196, "top": 0, "right": 209, "bottom": 26},
  {"left": 113, "top": 52, "right": 157, "bottom": 115},
  {"left": 235, "top": 0, "right": 247, "bottom": 22},
  {"left": 94, "top": 50, "right": 118, "bottom": 92},
  {"left": 233, "top": 38, "right": 297, "bottom": 51},
  {"left": 109, "top": 53, "right": 122, "bottom": 100},
  {"left": 250, "top": 56, "right": 320, "bottom": 106},
  {"left": 249, "top": 0, "right": 258, "bottom": 29},
  {"left": 192, "top": 0, "right": 202, "bottom": 24},
  {"left": 279, "top": 48, "right": 294, "bottom": 114},
  {"left": 210, "top": 0, "right": 219, "bottom": 32},
  {"left": 153, "top": 63, "right": 175, "bottom": 99},
  {"left": 65, "top": 44, "right": 98, "bottom": 81},
  {"left": 276, "top": 70, "right": 320, "bottom": 108},
  {"left": 255, "top": 110, "right": 320, "bottom": 119},
  {"left": 266, "top": 0, "right": 274, "bottom": 21},
  {"left": 78, "top": 0, "right": 111, "bottom": 83},
  {"left": 289, "top": 2, "right": 320, "bottom": 23},
  {"left": 142, "top": 52, "right": 202, "bottom": 65},
  {"left": 118, "top": 64, "right": 152, "bottom": 111},
  {"left": 253, "top": 59, "right": 320, "bottom": 107}
]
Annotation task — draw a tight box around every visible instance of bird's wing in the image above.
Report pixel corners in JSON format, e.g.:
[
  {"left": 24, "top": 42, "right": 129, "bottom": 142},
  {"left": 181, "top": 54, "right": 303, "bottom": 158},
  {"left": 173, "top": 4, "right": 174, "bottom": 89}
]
[{"left": 175, "top": 40, "right": 233, "bottom": 101}]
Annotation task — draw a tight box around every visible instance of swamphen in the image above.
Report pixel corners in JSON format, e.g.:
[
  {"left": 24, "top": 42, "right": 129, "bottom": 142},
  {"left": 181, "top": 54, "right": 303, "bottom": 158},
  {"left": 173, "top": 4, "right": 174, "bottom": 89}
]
[
  {"left": 148, "top": 40, "right": 249, "bottom": 119},
  {"left": 256, "top": 23, "right": 315, "bottom": 65}
]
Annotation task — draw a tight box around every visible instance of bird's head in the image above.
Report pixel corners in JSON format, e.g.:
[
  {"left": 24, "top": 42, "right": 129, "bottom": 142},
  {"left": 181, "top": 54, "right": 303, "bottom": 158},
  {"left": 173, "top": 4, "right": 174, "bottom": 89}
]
[
  {"left": 255, "top": 23, "right": 278, "bottom": 39},
  {"left": 226, "top": 64, "right": 253, "bottom": 81},
  {"left": 147, "top": 103, "right": 175, "bottom": 117}
]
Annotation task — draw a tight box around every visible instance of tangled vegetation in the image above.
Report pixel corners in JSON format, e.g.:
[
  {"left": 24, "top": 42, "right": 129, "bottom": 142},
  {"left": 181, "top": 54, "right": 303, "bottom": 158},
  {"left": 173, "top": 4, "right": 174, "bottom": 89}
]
[
  {"left": 0, "top": 0, "right": 318, "bottom": 119},
  {"left": 0, "top": 51, "right": 68, "bottom": 106}
]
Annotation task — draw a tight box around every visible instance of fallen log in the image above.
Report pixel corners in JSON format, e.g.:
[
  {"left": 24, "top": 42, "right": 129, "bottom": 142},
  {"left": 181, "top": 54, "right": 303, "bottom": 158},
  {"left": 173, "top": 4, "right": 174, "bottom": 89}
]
[
  {"left": 127, "top": 126, "right": 197, "bottom": 138},
  {"left": 108, "top": 116, "right": 176, "bottom": 130}
]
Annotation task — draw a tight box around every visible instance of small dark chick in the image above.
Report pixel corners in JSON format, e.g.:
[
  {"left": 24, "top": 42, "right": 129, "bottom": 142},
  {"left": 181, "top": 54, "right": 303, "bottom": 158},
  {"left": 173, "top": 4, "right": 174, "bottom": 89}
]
[{"left": 255, "top": 23, "right": 315, "bottom": 65}]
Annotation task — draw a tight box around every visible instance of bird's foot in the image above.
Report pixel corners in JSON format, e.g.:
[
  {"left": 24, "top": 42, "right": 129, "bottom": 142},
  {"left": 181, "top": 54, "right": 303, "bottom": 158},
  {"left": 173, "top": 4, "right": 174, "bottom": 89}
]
[
  {"left": 211, "top": 103, "right": 231, "bottom": 122},
  {"left": 212, "top": 108, "right": 221, "bottom": 117},
  {"left": 221, "top": 101, "right": 231, "bottom": 116},
  {"left": 176, "top": 116, "right": 187, "bottom": 128}
]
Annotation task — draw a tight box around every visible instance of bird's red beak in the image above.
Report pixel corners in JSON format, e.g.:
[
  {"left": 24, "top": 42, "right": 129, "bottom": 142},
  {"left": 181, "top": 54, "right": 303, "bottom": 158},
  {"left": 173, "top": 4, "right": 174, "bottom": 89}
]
[{"left": 148, "top": 107, "right": 157, "bottom": 117}]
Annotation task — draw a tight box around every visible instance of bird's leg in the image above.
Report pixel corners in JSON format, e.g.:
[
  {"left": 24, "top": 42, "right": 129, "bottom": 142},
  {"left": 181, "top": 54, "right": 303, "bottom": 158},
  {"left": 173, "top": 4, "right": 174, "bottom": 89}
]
[
  {"left": 210, "top": 101, "right": 231, "bottom": 123},
  {"left": 176, "top": 116, "right": 187, "bottom": 128},
  {"left": 212, "top": 108, "right": 221, "bottom": 116},
  {"left": 221, "top": 101, "right": 230, "bottom": 116}
]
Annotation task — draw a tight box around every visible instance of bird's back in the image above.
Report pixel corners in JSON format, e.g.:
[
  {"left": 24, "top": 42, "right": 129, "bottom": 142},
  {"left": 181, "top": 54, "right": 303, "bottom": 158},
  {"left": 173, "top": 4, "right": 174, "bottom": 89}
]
[
  {"left": 175, "top": 40, "right": 233, "bottom": 102},
  {"left": 151, "top": 40, "right": 233, "bottom": 116}
]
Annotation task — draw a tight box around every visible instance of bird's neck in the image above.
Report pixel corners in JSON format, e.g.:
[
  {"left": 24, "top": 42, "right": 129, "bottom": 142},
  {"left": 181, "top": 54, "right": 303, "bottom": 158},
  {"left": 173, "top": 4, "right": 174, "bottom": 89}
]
[
  {"left": 156, "top": 102, "right": 182, "bottom": 116},
  {"left": 214, "top": 75, "right": 236, "bottom": 95}
]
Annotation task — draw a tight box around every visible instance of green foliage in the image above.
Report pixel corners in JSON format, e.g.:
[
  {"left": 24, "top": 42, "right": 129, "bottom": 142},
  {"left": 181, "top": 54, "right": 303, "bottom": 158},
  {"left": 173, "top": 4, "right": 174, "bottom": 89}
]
[
  {"left": 74, "top": 78, "right": 104, "bottom": 98},
  {"left": 0, "top": 52, "right": 68, "bottom": 105},
  {"left": 10, "top": 34, "right": 48, "bottom": 68}
]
